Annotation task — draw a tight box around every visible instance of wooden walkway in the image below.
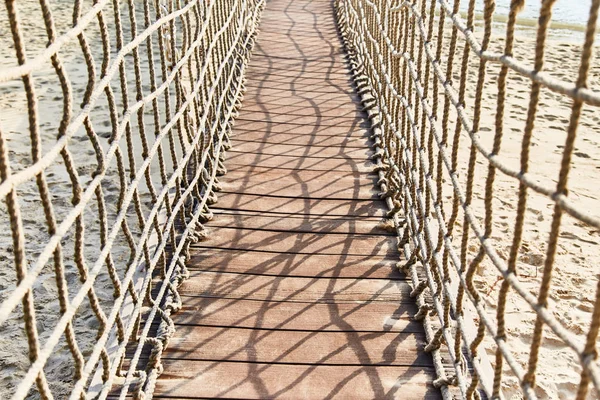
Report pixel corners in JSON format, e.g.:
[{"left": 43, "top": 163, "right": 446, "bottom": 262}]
[{"left": 152, "top": 0, "right": 440, "bottom": 398}]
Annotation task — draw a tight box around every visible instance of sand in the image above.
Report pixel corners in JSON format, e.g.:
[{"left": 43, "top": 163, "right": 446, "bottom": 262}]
[
  {"left": 432, "top": 22, "right": 600, "bottom": 399},
  {"left": 1, "top": 2, "right": 599, "bottom": 399}
]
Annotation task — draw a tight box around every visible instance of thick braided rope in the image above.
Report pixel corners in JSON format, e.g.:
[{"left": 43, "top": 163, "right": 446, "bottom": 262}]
[
  {"left": 335, "top": 0, "right": 600, "bottom": 399},
  {"left": 0, "top": 0, "right": 263, "bottom": 398}
]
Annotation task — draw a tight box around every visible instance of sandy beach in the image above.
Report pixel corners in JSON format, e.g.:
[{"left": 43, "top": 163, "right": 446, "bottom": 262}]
[
  {"left": 437, "top": 21, "right": 600, "bottom": 399},
  {"left": 1, "top": 0, "right": 600, "bottom": 399}
]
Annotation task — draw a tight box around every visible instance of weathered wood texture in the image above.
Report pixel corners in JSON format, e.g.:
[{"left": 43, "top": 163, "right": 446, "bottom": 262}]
[{"left": 153, "top": 0, "right": 440, "bottom": 398}]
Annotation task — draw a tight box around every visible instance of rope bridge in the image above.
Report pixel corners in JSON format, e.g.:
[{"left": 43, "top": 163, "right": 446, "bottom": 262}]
[{"left": 1, "top": 0, "right": 600, "bottom": 399}]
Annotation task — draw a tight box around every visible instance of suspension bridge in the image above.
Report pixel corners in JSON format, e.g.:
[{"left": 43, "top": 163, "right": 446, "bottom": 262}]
[
  {"left": 144, "top": 0, "right": 441, "bottom": 397},
  {"left": 2, "top": 0, "right": 600, "bottom": 398}
]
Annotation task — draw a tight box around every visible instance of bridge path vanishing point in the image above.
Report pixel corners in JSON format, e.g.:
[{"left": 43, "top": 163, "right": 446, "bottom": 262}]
[{"left": 150, "top": 0, "right": 441, "bottom": 398}]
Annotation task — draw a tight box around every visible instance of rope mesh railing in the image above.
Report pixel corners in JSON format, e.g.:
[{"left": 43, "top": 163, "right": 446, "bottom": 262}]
[
  {"left": 336, "top": 0, "right": 600, "bottom": 398},
  {"left": 0, "top": 0, "right": 263, "bottom": 398}
]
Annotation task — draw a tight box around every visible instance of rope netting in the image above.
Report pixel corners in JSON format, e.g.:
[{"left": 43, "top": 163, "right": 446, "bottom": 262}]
[
  {"left": 336, "top": 0, "right": 600, "bottom": 399},
  {"left": 0, "top": 0, "right": 263, "bottom": 397}
]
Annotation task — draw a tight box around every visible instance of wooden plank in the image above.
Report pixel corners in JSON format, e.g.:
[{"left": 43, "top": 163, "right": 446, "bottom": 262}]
[
  {"left": 153, "top": 360, "right": 441, "bottom": 399},
  {"left": 213, "top": 193, "right": 387, "bottom": 216},
  {"left": 246, "top": 65, "right": 352, "bottom": 79},
  {"left": 194, "top": 228, "right": 398, "bottom": 256},
  {"left": 243, "top": 77, "right": 354, "bottom": 88},
  {"left": 242, "top": 74, "right": 355, "bottom": 86},
  {"left": 241, "top": 92, "right": 356, "bottom": 107},
  {"left": 231, "top": 136, "right": 368, "bottom": 148},
  {"left": 243, "top": 82, "right": 355, "bottom": 93},
  {"left": 208, "top": 211, "right": 390, "bottom": 234},
  {"left": 258, "top": 14, "right": 338, "bottom": 21},
  {"left": 224, "top": 153, "right": 375, "bottom": 172},
  {"left": 162, "top": 326, "right": 431, "bottom": 366},
  {"left": 256, "top": 29, "right": 341, "bottom": 38},
  {"left": 248, "top": 57, "right": 348, "bottom": 68},
  {"left": 244, "top": 82, "right": 354, "bottom": 95},
  {"left": 231, "top": 132, "right": 369, "bottom": 147},
  {"left": 233, "top": 125, "right": 363, "bottom": 137},
  {"left": 247, "top": 60, "right": 349, "bottom": 71},
  {"left": 255, "top": 39, "right": 342, "bottom": 48},
  {"left": 188, "top": 248, "right": 402, "bottom": 279},
  {"left": 243, "top": 87, "right": 358, "bottom": 100},
  {"left": 263, "top": 1, "right": 335, "bottom": 7},
  {"left": 240, "top": 102, "right": 363, "bottom": 117},
  {"left": 257, "top": 27, "right": 340, "bottom": 36},
  {"left": 217, "top": 179, "right": 377, "bottom": 199},
  {"left": 257, "top": 22, "right": 339, "bottom": 27},
  {"left": 255, "top": 35, "right": 341, "bottom": 44},
  {"left": 255, "top": 34, "right": 340, "bottom": 43},
  {"left": 259, "top": 4, "right": 335, "bottom": 10},
  {"left": 218, "top": 174, "right": 379, "bottom": 200},
  {"left": 178, "top": 271, "right": 413, "bottom": 302},
  {"left": 228, "top": 141, "right": 373, "bottom": 159},
  {"left": 235, "top": 114, "right": 366, "bottom": 128},
  {"left": 261, "top": 2, "right": 334, "bottom": 6},
  {"left": 253, "top": 49, "right": 347, "bottom": 60},
  {"left": 173, "top": 297, "right": 420, "bottom": 332},
  {"left": 230, "top": 122, "right": 369, "bottom": 136},
  {"left": 220, "top": 167, "right": 376, "bottom": 184}
]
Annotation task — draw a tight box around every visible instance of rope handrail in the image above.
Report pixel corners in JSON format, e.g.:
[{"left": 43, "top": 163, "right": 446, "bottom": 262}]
[
  {"left": 0, "top": 0, "right": 263, "bottom": 398},
  {"left": 336, "top": 0, "right": 600, "bottom": 398}
]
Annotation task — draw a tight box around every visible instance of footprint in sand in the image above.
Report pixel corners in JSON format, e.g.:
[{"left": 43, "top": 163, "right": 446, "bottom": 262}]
[{"left": 574, "top": 152, "right": 590, "bottom": 159}]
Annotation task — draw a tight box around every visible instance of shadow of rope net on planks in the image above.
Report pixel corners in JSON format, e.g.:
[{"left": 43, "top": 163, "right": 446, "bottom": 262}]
[
  {"left": 336, "top": 0, "right": 600, "bottom": 399},
  {"left": 0, "top": 0, "right": 263, "bottom": 398}
]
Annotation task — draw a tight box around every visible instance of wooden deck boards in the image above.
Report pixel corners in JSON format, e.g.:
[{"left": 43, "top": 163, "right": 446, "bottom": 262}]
[{"left": 152, "top": 0, "right": 440, "bottom": 398}]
